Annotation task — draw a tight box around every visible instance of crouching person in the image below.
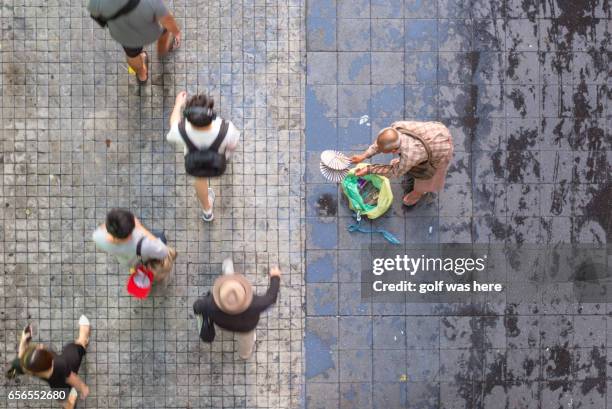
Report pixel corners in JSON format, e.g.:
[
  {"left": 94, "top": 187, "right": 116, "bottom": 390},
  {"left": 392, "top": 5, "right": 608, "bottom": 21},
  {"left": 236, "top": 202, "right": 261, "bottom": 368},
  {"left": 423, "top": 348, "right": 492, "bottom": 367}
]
[
  {"left": 92, "top": 208, "right": 177, "bottom": 286},
  {"left": 5, "top": 317, "right": 91, "bottom": 409},
  {"left": 193, "top": 260, "right": 281, "bottom": 359}
]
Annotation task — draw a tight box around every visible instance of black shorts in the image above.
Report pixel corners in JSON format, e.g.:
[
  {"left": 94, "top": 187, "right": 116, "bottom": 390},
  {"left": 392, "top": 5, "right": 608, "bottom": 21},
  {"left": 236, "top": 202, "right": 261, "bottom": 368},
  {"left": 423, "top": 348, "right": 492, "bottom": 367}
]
[
  {"left": 61, "top": 343, "right": 86, "bottom": 374},
  {"left": 122, "top": 46, "right": 144, "bottom": 58}
]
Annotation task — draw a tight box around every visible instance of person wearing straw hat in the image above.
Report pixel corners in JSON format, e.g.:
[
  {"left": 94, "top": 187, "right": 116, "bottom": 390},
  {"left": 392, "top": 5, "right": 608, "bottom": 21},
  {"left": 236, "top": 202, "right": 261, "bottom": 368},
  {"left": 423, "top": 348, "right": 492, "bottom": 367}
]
[
  {"left": 5, "top": 316, "right": 92, "bottom": 409},
  {"left": 350, "top": 120, "right": 454, "bottom": 207},
  {"left": 193, "top": 259, "right": 281, "bottom": 359}
]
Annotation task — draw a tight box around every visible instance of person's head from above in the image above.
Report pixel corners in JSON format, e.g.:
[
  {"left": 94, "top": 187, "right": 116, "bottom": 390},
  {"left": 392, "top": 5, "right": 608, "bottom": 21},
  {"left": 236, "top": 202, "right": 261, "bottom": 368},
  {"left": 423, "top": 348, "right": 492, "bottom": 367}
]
[
  {"left": 376, "top": 127, "right": 401, "bottom": 154},
  {"left": 183, "top": 94, "right": 217, "bottom": 128},
  {"left": 213, "top": 274, "right": 253, "bottom": 315},
  {"left": 20, "top": 344, "right": 53, "bottom": 375},
  {"left": 105, "top": 208, "right": 135, "bottom": 241}
]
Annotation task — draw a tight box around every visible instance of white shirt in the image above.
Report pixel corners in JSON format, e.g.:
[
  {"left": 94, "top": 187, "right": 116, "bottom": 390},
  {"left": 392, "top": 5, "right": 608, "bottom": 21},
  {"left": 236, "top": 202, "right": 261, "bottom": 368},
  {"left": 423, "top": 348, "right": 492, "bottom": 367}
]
[
  {"left": 166, "top": 117, "right": 240, "bottom": 158},
  {"left": 92, "top": 227, "right": 169, "bottom": 268}
]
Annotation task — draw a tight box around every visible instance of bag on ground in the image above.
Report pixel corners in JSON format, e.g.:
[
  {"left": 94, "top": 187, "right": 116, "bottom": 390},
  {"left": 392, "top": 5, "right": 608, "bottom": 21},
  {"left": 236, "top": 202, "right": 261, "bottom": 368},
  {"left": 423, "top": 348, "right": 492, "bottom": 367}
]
[{"left": 341, "top": 165, "right": 393, "bottom": 219}]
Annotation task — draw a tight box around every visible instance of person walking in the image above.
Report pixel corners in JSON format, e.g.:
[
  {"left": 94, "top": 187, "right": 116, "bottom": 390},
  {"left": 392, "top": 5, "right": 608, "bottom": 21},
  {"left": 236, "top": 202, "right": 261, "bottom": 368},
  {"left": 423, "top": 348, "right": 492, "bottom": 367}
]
[
  {"left": 166, "top": 92, "right": 240, "bottom": 222},
  {"left": 6, "top": 317, "right": 92, "bottom": 409},
  {"left": 92, "top": 208, "right": 177, "bottom": 285},
  {"left": 350, "top": 120, "right": 454, "bottom": 207},
  {"left": 87, "top": 0, "right": 182, "bottom": 84},
  {"left": 193, "top": 260, "right": 281, "bottom": 359}
]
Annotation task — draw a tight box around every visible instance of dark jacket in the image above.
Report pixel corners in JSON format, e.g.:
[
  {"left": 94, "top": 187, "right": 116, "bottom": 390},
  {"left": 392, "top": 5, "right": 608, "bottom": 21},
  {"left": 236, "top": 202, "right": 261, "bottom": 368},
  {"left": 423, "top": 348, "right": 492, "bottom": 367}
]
[{"left": 193, "top": 276, "right": 280, "bottom": 332}]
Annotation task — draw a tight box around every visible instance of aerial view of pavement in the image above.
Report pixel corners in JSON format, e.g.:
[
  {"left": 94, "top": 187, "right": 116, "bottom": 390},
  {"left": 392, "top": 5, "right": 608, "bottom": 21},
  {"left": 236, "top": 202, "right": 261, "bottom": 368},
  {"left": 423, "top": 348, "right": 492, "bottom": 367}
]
[{"left": 1, "top": 0, "right": 610, "bottom": 408}]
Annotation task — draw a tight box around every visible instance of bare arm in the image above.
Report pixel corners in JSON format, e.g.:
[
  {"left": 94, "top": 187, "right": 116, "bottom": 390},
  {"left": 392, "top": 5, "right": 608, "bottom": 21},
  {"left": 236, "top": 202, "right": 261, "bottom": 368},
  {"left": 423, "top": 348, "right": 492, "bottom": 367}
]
[
  {"left": 158, "top": 14, "right": 180, "bottom": 37},
  {"left": 18, "top": 325, "right": 32, "bottom": 359},
  {"left": 66, "top": 373, "right": 89, "bottom": 399},
  {"left": 169, "top": 91, "right": 188, "bottom": 127}
]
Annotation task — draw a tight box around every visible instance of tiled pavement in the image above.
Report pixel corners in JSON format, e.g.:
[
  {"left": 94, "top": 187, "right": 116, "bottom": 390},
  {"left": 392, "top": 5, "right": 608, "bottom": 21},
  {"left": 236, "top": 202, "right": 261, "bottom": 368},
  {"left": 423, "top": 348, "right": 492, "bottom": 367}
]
[
  {"left": 1, "top": 0, "right": 304, "bottom": 408},
  {"left": 305, "top": 0, "right": 610, "bottom": 408}
]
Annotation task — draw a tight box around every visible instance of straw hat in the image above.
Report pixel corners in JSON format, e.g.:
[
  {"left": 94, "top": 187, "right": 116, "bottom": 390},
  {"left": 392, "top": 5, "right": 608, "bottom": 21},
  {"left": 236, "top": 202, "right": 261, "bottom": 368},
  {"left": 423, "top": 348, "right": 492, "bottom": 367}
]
[{"left": 212, "top": 274, "right": 253, "bottom": 315}]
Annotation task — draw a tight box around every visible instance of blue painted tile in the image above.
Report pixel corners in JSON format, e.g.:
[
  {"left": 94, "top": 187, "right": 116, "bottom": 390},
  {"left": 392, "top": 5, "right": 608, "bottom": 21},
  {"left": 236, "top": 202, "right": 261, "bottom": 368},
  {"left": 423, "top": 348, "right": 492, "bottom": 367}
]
[
  {"left": 306, "top": 249, "right": 338, "bottom": 282},
  {"left": 371, "top": 215, "right": 405, "bottom": 244},
  {"left": 306, "top": 0, "right": 337, "bottom": 19},
  {"left": 371, "top": 85, "right": 404, "bottom": 119},
  {"left": 339, "top": 316, "right": 373, "bottom": 349},
  {"left": 372, "top": 301, "right": 406, "bottom": 315},
  {"left": 405, "top": 0, "right": 437, "bottom": 17},
  {"left": 338, "top": 19, "right": 371, "bottom": 51},
  {"left": 371, "top": 0, "right": 402, "bottom": 18},
  {"left": 437, "top": 0, "right": 471, "bottom": 18},
  {"left": 404, "top": 382, "right": 440, "bottom": 409},
  {"left": 405, "top": 216, "right": 440, "bottom": 243},
  {"left": 404, "top": 85, "right": 438, "bottom": 118},
  {"left": 339, "top": 349, "right": 372, "bottom": 382},
  {"left": 338, "top": 250, "right": 363, "bottom": 282},
  {"left": 338, "top": 117, "right": 373, "bottom": 151},
  {"left": 306, "top": 317, "right": 339, "bottom": 349},
  {"left": 338, "top": 0, "right": 370, "bottom": 18},
  {"left": 307, "top": 17, "right": 337, "bottom": 51},
  {"left": 306, "top": 151, "right": 329, "bottom": 183},
  {"left": 371, "top": 52, "right": 404, "bottom": 85},
  {"left": 339, "top": 283, "right": 371, "bottom": 315},
  {"left": 438, "top": 19, "right": 473, "bottom": 51},
  {"left": 373, "top": 349, "right": 407, "bottom": 382},
  {"left": 307, "top": 52, "right": 338, "bottom": 85},
  {"left": 437, "top": 84, "right": 476, "bottom": 117},
  {"left": 307, "top": 282, "right": 339, "bottom": 315},
  {"left": 372, "top": 19, "right": 404, "bottom": 51},
  {"left": 404, "top": 52, "right": 437, "bottom": 84},
  {"left": 373, "top": 316, "right": 407, "bottom": 349},
  {"left": 338, "top": 85, "right": 371, "bottom": 117},
  {"left": 407, "top": 350, "right": 440, "bottom": 381},
  {"left": 339, "top": 215, "right": 372, "bottom": 249},
  {"left": 305, "top": 85, "right": 338, "bottom": 151},
  {"left": 306, "top": 383, "right": 340, "bottom": 409},
  {"left": 405, "top": 316, "right": 440, "bottom": 348},
  {"left": 338, "top": 52, "right": 371, "bottom": 85},
  {"left": 306, "top": 217, "right": 338, "bottom": 249},
  {"left": 372, "top": 383, "right": 407, "bottom": 409},
  {"left": 306, "top": 184, "right": 340, "bottom": 218},
  {"left": 339, "top": 383, "right": 372, "bottom": 408},
  {"left": 405, "top": 20, "right": 438, "bottom": 51},
  {"left": 305, "top": 347, "right": 338, "bottom": 381}
]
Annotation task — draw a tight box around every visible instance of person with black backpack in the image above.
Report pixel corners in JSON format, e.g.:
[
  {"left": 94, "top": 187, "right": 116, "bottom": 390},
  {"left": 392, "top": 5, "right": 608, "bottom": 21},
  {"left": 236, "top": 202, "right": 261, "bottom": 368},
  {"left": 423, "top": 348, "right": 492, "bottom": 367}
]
[
  {"left": 87, "top": 0, "right": 181, "bottom": 84},
  {"left": 166, "top": 92, "right": 240, "bottom": 222}
]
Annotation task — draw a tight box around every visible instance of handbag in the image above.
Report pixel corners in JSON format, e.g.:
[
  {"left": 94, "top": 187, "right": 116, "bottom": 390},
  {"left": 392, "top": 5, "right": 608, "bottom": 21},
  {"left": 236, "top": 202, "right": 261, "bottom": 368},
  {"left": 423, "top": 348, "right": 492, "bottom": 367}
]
[
  {"left": 395, "top": 126, "right": 437, "bottom": 180},
  {"left": 196, "top": 294, "right": 216, "bottom": 343},
  {"left": 91, "top": 0, "right": 140, "bottom": 27},
  {"left": 178, "top": 119, "right": 229, "bottom": 177}
]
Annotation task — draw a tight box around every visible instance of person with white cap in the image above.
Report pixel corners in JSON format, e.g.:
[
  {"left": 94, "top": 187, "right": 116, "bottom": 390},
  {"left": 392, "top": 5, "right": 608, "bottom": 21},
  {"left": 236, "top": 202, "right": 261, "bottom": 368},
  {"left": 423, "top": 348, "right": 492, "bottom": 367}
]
[
  {"left": 5, "top": 316, "right": 92, "bottom": 409},
  {"left": 192, "top": 259, "right": 281, "bottom": 359}
]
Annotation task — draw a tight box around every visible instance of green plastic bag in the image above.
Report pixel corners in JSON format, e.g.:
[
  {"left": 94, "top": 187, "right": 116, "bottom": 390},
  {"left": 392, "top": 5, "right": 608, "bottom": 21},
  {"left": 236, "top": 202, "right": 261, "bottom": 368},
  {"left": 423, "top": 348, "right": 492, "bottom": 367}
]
[{"left": 341, "top": 165, "right": 393, "bottom": 219}]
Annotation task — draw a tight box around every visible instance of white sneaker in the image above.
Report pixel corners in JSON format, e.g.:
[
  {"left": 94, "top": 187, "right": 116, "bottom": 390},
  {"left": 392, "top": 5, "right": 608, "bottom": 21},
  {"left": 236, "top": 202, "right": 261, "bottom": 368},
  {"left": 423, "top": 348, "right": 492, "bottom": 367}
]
[
  {"left": 222, "top": 258, "right": 234, "bottom": 275},
  {"left": 78, "top": 315, "right": 90, "bottom": 326},
  {"left": 201, "top": 188, "right": 215, "bottom": 222}
]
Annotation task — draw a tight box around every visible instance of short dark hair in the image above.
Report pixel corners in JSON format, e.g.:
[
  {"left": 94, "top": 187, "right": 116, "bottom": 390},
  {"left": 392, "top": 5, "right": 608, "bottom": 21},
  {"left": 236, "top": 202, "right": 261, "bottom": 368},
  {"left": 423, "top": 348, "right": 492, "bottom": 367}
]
[
  {"left": 183, "top": 94, "right": 216, "bottom": 127},
  {"left": 21, "top": 345, "right": 54, "bottom": 374},
  {"left": 106, "top": 208, "right": 135, "bottom": 239}
]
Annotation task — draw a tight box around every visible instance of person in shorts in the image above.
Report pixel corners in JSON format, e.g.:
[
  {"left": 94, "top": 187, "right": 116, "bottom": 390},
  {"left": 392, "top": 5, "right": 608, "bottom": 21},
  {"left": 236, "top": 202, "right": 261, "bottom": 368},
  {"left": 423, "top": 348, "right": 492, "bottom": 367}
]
[
  {"left": 6, "top": 317, "right": 91, "bottom": 409},
  {"left": 166, "top": 92, "right": 241, "bottom": 222},
  {"left": 88, "top": 0, "right": 181, "bottom": 84}
]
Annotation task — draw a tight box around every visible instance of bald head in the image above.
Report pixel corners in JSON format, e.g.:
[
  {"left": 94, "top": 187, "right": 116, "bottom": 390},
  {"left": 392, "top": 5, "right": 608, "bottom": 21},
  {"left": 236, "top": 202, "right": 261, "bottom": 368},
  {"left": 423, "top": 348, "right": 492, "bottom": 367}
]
[{"left": 376, "top": 127, "right": 401, "bottom": 153}]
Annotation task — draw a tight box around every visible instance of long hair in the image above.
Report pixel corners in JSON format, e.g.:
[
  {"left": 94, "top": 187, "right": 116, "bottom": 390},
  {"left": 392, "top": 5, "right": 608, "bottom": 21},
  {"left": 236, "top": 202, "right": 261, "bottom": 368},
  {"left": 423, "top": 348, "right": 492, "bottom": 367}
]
[{"left": 20, "top": 345, "right": 54, "bottom": 374}]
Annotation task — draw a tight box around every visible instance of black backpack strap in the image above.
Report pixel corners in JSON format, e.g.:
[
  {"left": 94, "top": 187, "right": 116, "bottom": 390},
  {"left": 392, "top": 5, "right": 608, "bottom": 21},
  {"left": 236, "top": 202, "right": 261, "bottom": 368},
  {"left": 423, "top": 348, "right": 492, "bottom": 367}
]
[
  {"left": 209, "top": 120, "right": 229, "bottom": 152},
  {"left": 136, "top": 237, "right": 146, "bottom": 258},
  {"left": 178, "top": 119, "right": 198, "bottom": 153},
  {"left": 106, "top": 0, "right": 140, "bottom": 23}
]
